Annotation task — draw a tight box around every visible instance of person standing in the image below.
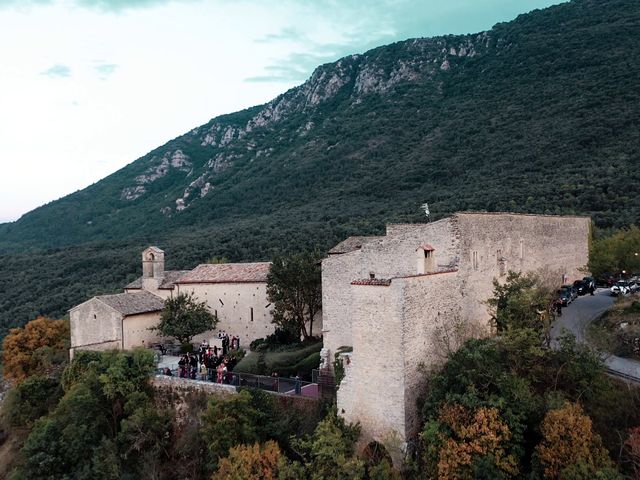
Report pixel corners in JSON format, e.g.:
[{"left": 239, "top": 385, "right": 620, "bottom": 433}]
[{"left": 294, "top": 375, "right": 302, "bottom": 395}]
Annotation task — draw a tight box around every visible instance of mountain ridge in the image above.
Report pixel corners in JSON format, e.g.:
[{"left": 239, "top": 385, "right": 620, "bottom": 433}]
[{"left": 1, "top": 0, "right": 639, "bottom": 335}]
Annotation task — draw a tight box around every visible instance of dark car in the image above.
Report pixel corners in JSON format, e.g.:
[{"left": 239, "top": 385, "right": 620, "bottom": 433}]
[
  {"left": 573, "top": 280, "right": 588, "bottom": 296},
  {"left": 583, "top": 276, "right": 596, "bottom": 290},
  {"left": 562, "top": 284, "right": 578, "bottom": 301},
  {"left": 558, "top": 287, "right": 572, "bottom": 306}
]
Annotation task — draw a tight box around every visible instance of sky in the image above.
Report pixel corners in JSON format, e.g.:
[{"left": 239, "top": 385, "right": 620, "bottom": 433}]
[{"left": 0, "top": 0, "right": 566, "bottom": 223}]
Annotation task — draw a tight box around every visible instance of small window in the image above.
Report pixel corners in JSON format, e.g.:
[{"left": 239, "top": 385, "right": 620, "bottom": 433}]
[
  {"left": 250, "top": 308, "right": 254, "bottom": 322},
  {"left": 369, "top": 272, "right": 375, "bottom": 279},
  {"left": 472, "top": 251, "right": 479, "bottom": 270},
  {"left": 219, "top": 299, "right": 224, "bottom": 306}
]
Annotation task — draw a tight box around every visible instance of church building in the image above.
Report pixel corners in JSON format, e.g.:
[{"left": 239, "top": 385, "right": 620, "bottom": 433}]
[{"left": 70, "top": 247, "right": 276, "bottom": 356}]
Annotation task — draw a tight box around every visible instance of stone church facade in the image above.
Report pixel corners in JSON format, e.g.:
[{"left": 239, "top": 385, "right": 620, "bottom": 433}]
[
  {"left": 70, "top": 247, "right": 277, "bottom": 356},
  {"left": 321, "top": 212, "right": 590, "bottom": 458}
]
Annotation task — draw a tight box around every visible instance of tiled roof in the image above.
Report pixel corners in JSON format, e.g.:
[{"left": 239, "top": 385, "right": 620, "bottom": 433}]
[
  {"left": 329, "top": 236, "right": 382, "bottom": 255},
  {"left": 145, "top": 246, "right": 165, "bottom": 253},
  {"left": 125, "top": 270, "right": 190, "bottom": 290},
  {"left": 351, "top": 278, "right": 392, "bottom": 286},
  {"left": 176, "top": 262, "right": 271, "bottom": 284},
  {"left": 97, "top": 291, "right": 164, "bottom": 316},
  {"left": 416, "top": 243, "right": 435, "bottom": 251}
]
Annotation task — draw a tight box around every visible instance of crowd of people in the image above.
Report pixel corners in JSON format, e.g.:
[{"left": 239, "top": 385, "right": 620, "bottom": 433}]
[{"left": 162, "top": 332, "right": 242, "bottom": 384}]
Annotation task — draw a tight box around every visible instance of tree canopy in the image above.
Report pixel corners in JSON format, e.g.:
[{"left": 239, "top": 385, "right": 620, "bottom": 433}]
[
  {"left": 266, "top": 252, "right": 322, "bottom": 339},
  {"left": 155, "top": 292, "right": 217, "bottom": 345},
  {"left": 590, "top": 225, "right": 640, "bottom": 278},
  {"left": 2, "top": 316, "right": 69, "bottom": 384}
]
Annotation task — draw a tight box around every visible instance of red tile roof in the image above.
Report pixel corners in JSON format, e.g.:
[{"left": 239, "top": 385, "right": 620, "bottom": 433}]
[{"left": 177, "top": 262, "right": 271, "bottom": 284}]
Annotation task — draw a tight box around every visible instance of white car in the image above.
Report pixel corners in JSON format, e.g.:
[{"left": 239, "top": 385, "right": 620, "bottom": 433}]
[{"left": 611, "top": 281, "right": 631, "bottom": 296}]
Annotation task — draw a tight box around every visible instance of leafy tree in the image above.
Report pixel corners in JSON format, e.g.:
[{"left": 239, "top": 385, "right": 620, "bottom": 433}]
[
  {"left": 2, "top": 316, "right": 69, "bottom": 384},
  {"left": 200, "top": 390, "right": 262, "bottom": 471},
  {"left": 590, "top": 225, "right": 640, "bottom": 278},
  {"left": 212, "top": 441, "right": 303, "bottom": 480},
  {"left": 292, "top": 409, "right": 365, "bottom": 480},
  {"left": 155, "top": 293, "right": 217, "bottom": 345},
  {"left": 535, "top": 402, "right": 613, "bottom": 479},
  {"left": 17, "top": 349, "right": 159, "bottom": 479},
  {"left": 420, "top": 328, "right": 633, "bottom": 478},
  {"left": 487, "top": 271, "right": 554, "bottom": 337},
  {"left": 423, "top": 403, "right": 518, "bottom": 479},
  {"left": 623, "top": 426, "right": 640, "bottom": 479},
  {"left": 267, "top": 252, "right": 322, "bottom": 339},
  {"left": 208, "top": 256, "right": 229, "bottom": 264},
  {"left": 1, "top": 375, "right": 62, "bottom": 428}
]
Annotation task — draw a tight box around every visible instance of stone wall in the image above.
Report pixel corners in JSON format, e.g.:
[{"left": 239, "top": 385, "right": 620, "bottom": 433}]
[
  {"left": 123, "top": 311, "right": 164, "bottom": 349},
  {"left": 322, "top": 250, "right": 361, "bottom": 355},
  {"left": 338, "top": 282, "right": 406, "bottom": 445},
  {"left": 399, "top": 272, "right": 462, "bottom": 440},
  {"left": 454, "top": 212, "right": 590, "bottom": 326},
  {"left": 70, "top": 298, "right": 122, "bottom": 352},
  {"left": 176, "top": 282, "right": 274, "bottom": 346},
  {"left": 322, "top": 218, "right": 457, "bottom": 358},
  {"left": 326, "top": 212, "right": 591, "bottom": 456}
]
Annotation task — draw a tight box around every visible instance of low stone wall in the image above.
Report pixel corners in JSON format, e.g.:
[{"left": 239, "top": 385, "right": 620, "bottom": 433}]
[{"left": 152, "top": 375, "right": 238, "bottom": 395}]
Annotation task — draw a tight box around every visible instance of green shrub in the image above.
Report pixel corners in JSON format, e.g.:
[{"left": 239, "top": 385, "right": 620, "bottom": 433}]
[{"left": 2, "top": 376, "right": 62, "bottom": 428}]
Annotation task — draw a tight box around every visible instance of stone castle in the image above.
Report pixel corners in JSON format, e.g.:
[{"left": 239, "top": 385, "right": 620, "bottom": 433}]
[
  {"left": 321, "top": 212, "right": 590, "bottom": 457},
  {"left": 70, "top": 211, "right": 590, "bottom": 459}
]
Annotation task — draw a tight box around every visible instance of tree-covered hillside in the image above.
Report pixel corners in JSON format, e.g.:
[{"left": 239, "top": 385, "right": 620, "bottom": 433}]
[{"left": 0, "top": 0, "right": 639, "bottom": 335}]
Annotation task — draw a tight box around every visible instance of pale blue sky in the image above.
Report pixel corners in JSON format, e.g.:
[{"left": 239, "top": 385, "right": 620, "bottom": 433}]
[{"left": 0, "top": 0, "right": 566, "bottom": 223}]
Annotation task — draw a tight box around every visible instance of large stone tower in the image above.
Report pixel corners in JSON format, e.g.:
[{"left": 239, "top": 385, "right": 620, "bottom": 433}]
[{"left": 142, "top": 246, "right": 165, "bottom": 292}]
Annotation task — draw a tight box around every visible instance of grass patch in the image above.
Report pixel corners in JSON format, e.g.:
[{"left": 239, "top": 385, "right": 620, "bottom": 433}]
[{"left": 587, "top": 296, "right": 640, "bottom": 358}]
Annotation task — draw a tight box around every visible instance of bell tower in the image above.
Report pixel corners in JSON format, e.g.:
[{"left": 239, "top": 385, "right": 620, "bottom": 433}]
[{"left": 142, "top": 246, "right": 165, "bottom": 291}]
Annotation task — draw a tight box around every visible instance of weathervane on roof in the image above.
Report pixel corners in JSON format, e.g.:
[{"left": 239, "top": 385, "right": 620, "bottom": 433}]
[{"left": 421, "top": 202, "right": 431, "bottom": 222}]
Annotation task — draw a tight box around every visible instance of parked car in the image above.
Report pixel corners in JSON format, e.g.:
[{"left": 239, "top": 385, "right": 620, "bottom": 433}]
[
  {"left": 583, "top": 276, "right": 596, "bottom": 291},
  {"left": 562, "top": 284, "right": 578, "bottom": 301},
  {"left": 558, "top": 287, "right": 573, "bottom": 306},
  {"left": 573, "top": 280, "right": 588, "bottom": 296},
  {"left": 611, "top": 281, "right": 631, "bottom": 296},
  {"left": 629, "top": 280, "right": 640, "bottom": 293}
]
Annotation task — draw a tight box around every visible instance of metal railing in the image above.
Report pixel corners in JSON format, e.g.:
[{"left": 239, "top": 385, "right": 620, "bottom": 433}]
[{"left": 156, "top": 364, "right": 321, "bottom": 397}]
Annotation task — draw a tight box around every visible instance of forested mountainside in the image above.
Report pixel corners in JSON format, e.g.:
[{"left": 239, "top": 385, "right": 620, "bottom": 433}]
[{"left": 0, "top": 0, "right": 639, "bottom": 335}]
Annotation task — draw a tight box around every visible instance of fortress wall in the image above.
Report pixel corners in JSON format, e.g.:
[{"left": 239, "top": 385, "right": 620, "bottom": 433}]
[
  {"left": 368, "top": 218, "right": 457, "bottom": 277},
  {"left": 338, "top": 282, "right": 406, "bottom": 444},
  {"left": 322, "top": 250, "right": 361, "bottom": 356},
  {"left": 399, "top": 272, "right": 463, "bottom": 440},
  {"left": 70, "top": 299, "right": 122, "bottom": 352},
  {"left": 177, "top": 282, "right": 274, "bottom": 346},
  {"left": 454, "top": 213, "right": 591, "bottom": 327},
  {"left": 322, "top": 218, "right": 458, "bottom": 358}
]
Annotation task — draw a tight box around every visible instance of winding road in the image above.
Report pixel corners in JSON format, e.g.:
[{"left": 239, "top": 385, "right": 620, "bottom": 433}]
[{"left": 549, "top": 289, "right": 640, "bottom": 379}]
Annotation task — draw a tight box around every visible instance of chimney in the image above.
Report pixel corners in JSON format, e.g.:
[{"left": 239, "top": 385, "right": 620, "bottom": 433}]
[{"left": 416, "top": 244, "right": 436, "bottom": 274}]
